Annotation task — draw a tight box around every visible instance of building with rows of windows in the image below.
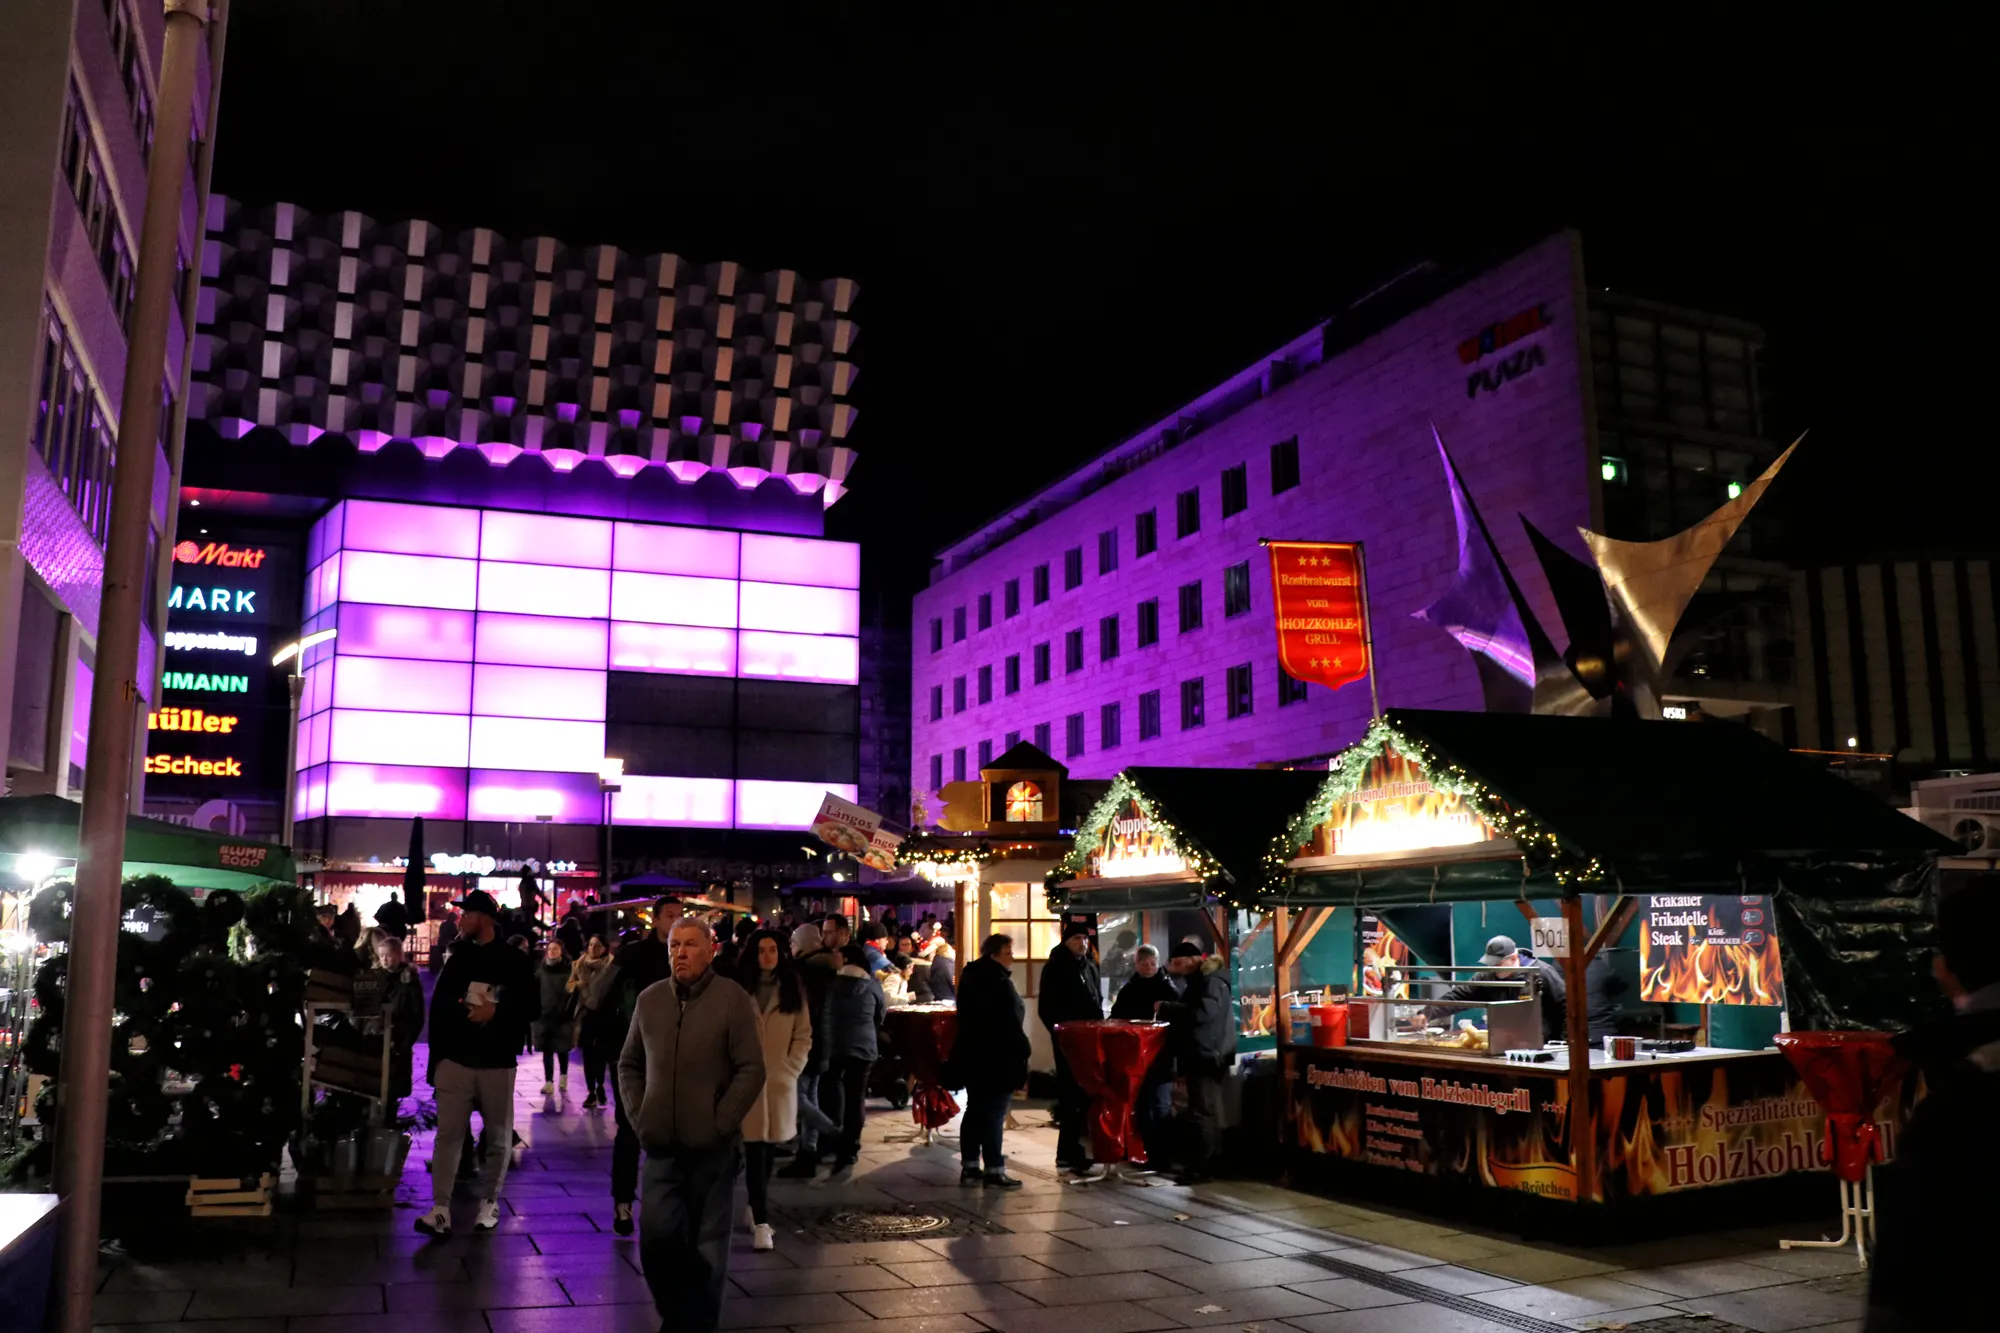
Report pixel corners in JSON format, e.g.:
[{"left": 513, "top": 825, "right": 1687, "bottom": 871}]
[
  {"left": 910, "top": 232, "right": 1793, "bottom": 798},
  {"left": 2, "top": 0, "right": 220, "bottom": 801}
]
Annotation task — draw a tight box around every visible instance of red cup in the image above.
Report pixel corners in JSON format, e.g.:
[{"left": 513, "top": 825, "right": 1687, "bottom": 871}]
[{"left": 1309, "top": 1003, "right": 1348, "bottom": 1048}]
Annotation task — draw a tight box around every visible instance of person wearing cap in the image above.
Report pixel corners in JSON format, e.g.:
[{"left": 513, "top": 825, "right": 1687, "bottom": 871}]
[
  {"left": 1432, "top": 935, "right": 1568, "bottom": 1043},
  {"left": 416, "top": 888, "right": 536, "bottom": 1237},
  {"left": 1156, "top": 940, "right": 1236, "bottom": 1185},
  {"left": 1037, "top": 920, "right": 1103, "bottom": 1175}
]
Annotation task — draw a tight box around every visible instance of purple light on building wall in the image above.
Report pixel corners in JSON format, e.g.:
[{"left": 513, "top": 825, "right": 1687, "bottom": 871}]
[
  {"left": 331, "top": 656, "right": 475, "bottom": 714},
  {"left": 481, "top": 511, "right": 613, "bottom": 567},
  {"left": 740, "top": 582, "right": 859, "bottom": 636},
  {"left": 340, "top": 551, "right": 480, "bottom": 610},
  {"left": 329, "top": 708, "right": 473, "bottom": 768},
  {"left": 739, "top": 630, "right": 860, "bottom": 685},
  {"left": 343, "top": 498, "right": 480, "bottom": 558},
  {"left": 467, "top": 768, "right": 602, "bottom": 822},
  {"left": 477, "top": 561, "right": 612, "bottom": 618},
  {"left": 609, "top": 622, "right": 738, "bottom": 676},
  {"left": 338, "top": 603, "right": 476, "bottom": 661},
  {"left": 613, "top": 775, "right": 734, "bottom": 828},
  {"left": 471, "top": 663, "right": 607, "bottom": 721},
  {"left": 476, "top": 612, "right": 608, "bottom": 669},
  {"left": 325, "top": 762, "right": 470, "bottom": 819},
  {"left": 611, "top": 571, "right": 739, "bottom": 627},
  {"left": 741, "top": 533, "right": 860, "bottom": 589},
  {"left": 736, "top": 779, "right": 857, "bottom": 830},
  {"left": 467, "top": 716, "right": 606, "bottom": 773},
  {"left": 614, "top": 522, "right": 740, "bottom": 578}
]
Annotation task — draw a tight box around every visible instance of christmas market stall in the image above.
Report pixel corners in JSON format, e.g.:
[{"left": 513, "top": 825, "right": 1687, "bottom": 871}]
[{"left": 1263, "top": 709, "right": 1954, "bottom": 1231}]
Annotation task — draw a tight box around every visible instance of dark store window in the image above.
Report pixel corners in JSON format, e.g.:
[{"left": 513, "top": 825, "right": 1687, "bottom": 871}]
[
  {"left": 1180, "top": 677, "right": 1205, "bottom": 730},
  {"left": 978, "top": 738, "right": 993, "bottom": 768},
  {"left": 1034, "top": 641, "right": 1051, "bottom": 684},
  {"left": 1178, "top": 581, "right": 1203, "bottom": 633},
  {"left": 1004, "top": 578, "right": 1020, "bottom": 618},
  {"left": 929, "top": 617, "right": 943, "bottom": 653},
  {"left": 1034, "top": 721, "right": 1052, "bottom": 752},
  {"left": 1224, "top": 561, "right": 1251, "bottom": 618},
  {"left": 952, "top": 606, "right": 967, "bottom": 642},
  {"left": 1137, "top": 598, "right": 1159, "bottom": 647},
  {"left": 1176, "top": 487, "right": 1200, "bottom": 538},
  {"left": 952, "top": 676, "right": 967, "bottom": 713},
  {"left": 1139, "top": 690, "right": 1162, "bottom": 740},
  {"left": 1065, "top": 712, "right": 1085, "bottom": 758},
  {"left": 929, "top": 754, "right": 943, "bottom": 790},
  {"left": 1064, "top": 629, "right": 1084, "bottom": 673},
  {"left": 1100, "top": 701, "right": 1122, "bottom": 750},
  {"left": 929, "top": 685, "right": 943, "bottom": 721},
  {"left": 1098, "top": 529, "right": 1118, "bottom": 575},
  {"left": 1278, "top": 665, "right": 1308, "bottom": 707},
  {"left": 1033, "top": 563, "right": 1051, "bottom": 604},
  {"left": 953, "top": 747, "right": 967, "bottom": 782},
  {"left": 1099, "top": 614, "right": 1119, "bottom": 662},
  {"left": 1064, "top": 546, "right": 1084, "bottom": 591},
  {"left": 1271, "top": 436, "right": 1300, "bottom": 494},
  {"left": 1221, "top": 463, "right": 1248, "bottom": 517},
  {"left": 1226, "top": 663, "right": 1253, "bottom": 718},
  {"left": 978, "top": 664, "right": 993, "bottom": 705},
  {"left": 1004, "top": 654, "right": 1021, "bottom": 695},
  {"left": 978, "top": 592, "right": 992, "bottom": 631},
  {"left": 1135, "top": 509, "right": 1158, "bottom": 557}
]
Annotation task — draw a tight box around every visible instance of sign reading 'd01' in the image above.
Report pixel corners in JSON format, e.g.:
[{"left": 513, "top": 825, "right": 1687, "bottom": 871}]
[
  {"left": 1265, "top": 541, "right": 1371, "bottom": 693},
  {"left": 1528, "top": 916, "right": 1569, "bottom": 959}
]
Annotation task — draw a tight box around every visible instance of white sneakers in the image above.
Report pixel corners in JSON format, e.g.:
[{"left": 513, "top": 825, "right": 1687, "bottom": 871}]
[
  {"left": 414, "top": 1205, "right": 451, "bottom": 1237},
  {"left": 751, "top": 1223, "right": 776, "bottom": 1252},
  {"left": 474, "top": 1200, "right": 501, "bottom": 1230}
]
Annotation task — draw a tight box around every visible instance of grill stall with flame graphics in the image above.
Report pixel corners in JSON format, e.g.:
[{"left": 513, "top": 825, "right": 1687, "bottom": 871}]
[{"left": 1285, "top": 1045, "right": 1914, "bottom": 1204}]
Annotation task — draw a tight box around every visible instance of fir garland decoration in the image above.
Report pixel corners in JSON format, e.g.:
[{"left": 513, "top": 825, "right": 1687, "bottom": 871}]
[{"left": 1045, "top": 772, "right": 1230, "bottom": 907}]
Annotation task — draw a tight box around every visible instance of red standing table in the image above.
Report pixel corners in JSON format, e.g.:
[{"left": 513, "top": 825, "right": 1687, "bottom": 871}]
[
  {"left": 1775, "top": 1030, "right": 1908, "bottom": 1266},
  {"left": 886, "top": 1004, "right": 960, "bottom": 1141},
  {"left": 1054, "top": 1019, "right": 1171, "bottom": 1178}
]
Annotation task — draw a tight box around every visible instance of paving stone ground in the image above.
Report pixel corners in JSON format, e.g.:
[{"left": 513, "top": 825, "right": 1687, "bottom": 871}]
[{"left": 87, "top": 1046, "right": 1872, "bottom": 1333}]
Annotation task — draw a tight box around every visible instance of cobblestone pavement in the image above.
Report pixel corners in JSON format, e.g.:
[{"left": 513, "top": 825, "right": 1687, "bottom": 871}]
[{"left": 88, "top": 1050, "right": 1872, "bottom": 1333}]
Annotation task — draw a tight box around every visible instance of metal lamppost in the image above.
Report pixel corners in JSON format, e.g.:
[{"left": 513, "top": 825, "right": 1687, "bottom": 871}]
[
  {"left": 55, "top": 6, "right": 218, "bottom": 1327},
  {"left": 272, "top": 629, "right": 337, "bottom": 852},
  {"left": 597, "top": 758, "right": 624, "bottom": 899}
]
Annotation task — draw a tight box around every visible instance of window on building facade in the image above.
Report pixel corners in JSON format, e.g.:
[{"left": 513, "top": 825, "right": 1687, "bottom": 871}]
[
  {"left": 1278, "top": 665, "right": 1308, "bottom": 706},
  {"left": 978, "top": 738, "right": 993, "bottom": 769},
  {"left": 1004, "top": 654, "right": 1021, "bottom": 694},
  {"left": 929, "top": 617, "right": 943, "bottom": 653},
  {"left": 1224, "top": 561, "right": 1251, "bottom": 618},
  {"left": 928, "top": 684, "right": 943, "bottom": 721},
  {"left": 30, "top": 307, "right": 119, "bottom": 548},
  {"left": 1139, "top": 690, "right": 1162, "bottom": 740},
  {"left": 60, "top": 86, "right": 138, "bottom": 331},
  {"left": 930, "top": 754, "right": 943, "bottom": 791},
  {"left": 1227, "top": 663, "right": 1253, "bottom": 718},
  {"left": 1034, "top": 564, "right": 1051, "bottom": 604},
  {"left": 1180, "top": 677, "right": 1206, "bottom": 730},
  {"left": 1271, "top": 435, "right": 1301, "bottom": 494},
  {"left": 1099, "top": 614, "right": 1119, "bottom": 662},
  {"left": 1034, "top": 721, "right": 1052, "bottom": 752},
  {"left": 1137, "top": 598, "right": 1160, "bottom": 648},
  {"left": 978, "top": 592, "right": 992, "bottom": 631},
  {"left": 1004, "top": 578, "right": 1020, "bottom": 618},
  {"left": 1064, "top": 546, "right": 1084, "bottom": 591},
  {"left": 1034, "top": 641, "right": 1051, "bottom": 683},
  {"left": 1005, "top": 780, "right": 1042, "bottom": 820},
  {"left": 1098, "top": 529, "right": 1118, "bottom": 575},
  {"left": 978, "top": 664, "right": 993, "bottom": 705},
  {"left": 1135, "top": 508, "right": 1158, "bottom": 557},
  {"left": 952, "top": 676, "right": 967, "bottom": 713},
  {"left": 1176, "top": 487, "right": 1201, "bottom": 538},
  {"left": 1004, "top": 729, "right": 1021, "bottom": 750},
  {"left": 953, "top": 606, "right": 967, "bottom": 642},
  {"left": 1064, "top": 629, "right": 1084, "bottom": 674},
  {"left": 1101, "top": 701, "right": 1122, "bottom": 750},
  {"left": 953, "top": 747, "right": 967, "bottom": 782},
  {"left": 1221, "top": 463, "right": 1248, "bottom": 517},
  {"left": 1178, "top": 581, "right": 1203, "bottom": 633},
  {"left": 1065, "top": 712, "right": 1085, "bottom": 758}
]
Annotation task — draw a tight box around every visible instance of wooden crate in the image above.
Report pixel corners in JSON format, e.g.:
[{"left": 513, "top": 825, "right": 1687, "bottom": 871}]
[{"left": 186, "top": 1173, "right": 275, "bottom": 1218}]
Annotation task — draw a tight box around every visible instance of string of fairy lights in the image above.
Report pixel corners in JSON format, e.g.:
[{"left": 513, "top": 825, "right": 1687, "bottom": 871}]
[
  {"left": 1045, "top": 773, "right": 1228, "bottom": 908},
  {"left": 1260, "top": 716, "right": 1604, "bottom": 896}
]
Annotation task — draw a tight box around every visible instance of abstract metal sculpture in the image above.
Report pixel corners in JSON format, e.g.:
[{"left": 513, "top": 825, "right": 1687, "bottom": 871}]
[{"left": 1413, "top": 428, "right": 1799, "bottom": 718}]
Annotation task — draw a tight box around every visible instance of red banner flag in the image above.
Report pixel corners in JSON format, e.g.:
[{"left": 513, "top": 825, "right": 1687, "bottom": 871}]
[{"left": 1267, "top": 540, "right": 1371, "bottom": 692}]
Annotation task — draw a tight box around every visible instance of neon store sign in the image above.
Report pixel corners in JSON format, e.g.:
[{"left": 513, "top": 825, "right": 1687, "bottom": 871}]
[
  {"left": 145, "top": 754, "right": 244, "bottom": 777},
  {"left": 167, "top": 585, "right": 257, "bottom": 614},
  {"left": 163, "top": 630, "right": 258, "bottom": 656},
  {"left": 163, "top": 671, "right": 250, "bottom": 693},
  {"left": 174, "top": 540, "right": 267, "bottom": 568},
  {"left": 148, "top": 707, "right": 240, "bottom": 734}
]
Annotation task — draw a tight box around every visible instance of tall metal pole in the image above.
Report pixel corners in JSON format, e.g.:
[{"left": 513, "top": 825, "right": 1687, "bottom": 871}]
[
  {"left": 54, "top": 5, "right": 213, "bottom": 1331},
  {"left": 280, "top": 671, "right": 304, "bottom": 848}
]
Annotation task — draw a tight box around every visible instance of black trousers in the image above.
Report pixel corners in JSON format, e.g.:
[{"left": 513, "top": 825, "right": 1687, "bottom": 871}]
[
  {"left": 610, "top": 1074, "right": 641, "bottom": 1204},
  {"left": 582, "top": 1043, "right": 609, "bottom": 1097},
  {"left": 1052, "top": 1046, "right": 1090, "bottom": 1165},
  {"left": 1182, "top": 1071, "right": 1225, "bottom": 1173},
  {"left": 827, "top": 1056, "right": 872, "bottom": 1162},
  {"left": 743, "top": 1141, "right": 776, "bottom": 1224},
  {"left": 639, "top": 1144, "right": 739, "bottom": 1333}
]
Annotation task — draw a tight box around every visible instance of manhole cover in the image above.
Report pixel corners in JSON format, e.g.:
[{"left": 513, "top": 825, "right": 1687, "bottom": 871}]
[{"left": 775, "top": 1201, "right": 1013, "bottom": 1243}]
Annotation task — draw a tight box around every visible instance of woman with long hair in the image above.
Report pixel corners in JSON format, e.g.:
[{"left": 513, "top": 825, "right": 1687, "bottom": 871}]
[
  {"left": 732, "top": 927, "right": 813, "bottom": 1250},
  {"left": 569, "top": 935, "right": 613, "bottom": 1108}
]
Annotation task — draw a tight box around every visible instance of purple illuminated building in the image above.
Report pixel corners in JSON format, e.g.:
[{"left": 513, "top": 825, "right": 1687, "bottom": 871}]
[
  {"left": 911, "top": 232, "right": 1793, "bottom": 801},
  {"left": 1, "top": 2, "right": 223, "bottom": 802},
  {"left": 153, "top": 196, "right": 865, "bottom": 883}
]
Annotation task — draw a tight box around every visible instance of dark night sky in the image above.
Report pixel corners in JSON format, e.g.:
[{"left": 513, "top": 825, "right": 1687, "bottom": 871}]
[{"left": 212, "top": 3, "right": 1981, "bottom": 607}]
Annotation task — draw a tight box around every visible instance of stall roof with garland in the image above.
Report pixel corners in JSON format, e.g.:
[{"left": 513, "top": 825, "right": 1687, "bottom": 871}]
[
  {"left": 1055, "top": 766, "right": 1328, "bottom": 908},
  {"left": 1274, "top": 711, "right": 1954, "bottom": 906}
]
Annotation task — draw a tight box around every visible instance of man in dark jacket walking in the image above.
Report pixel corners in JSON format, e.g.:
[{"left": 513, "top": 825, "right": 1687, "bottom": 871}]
[
  {"left": 417, "top": 890, "right": 535, "bottom": 1236},
  {"left": 1111, "top": 943, "right": 1179, "bottom": 1171},
  {"left": 952, "top": 933, "right": 1028, "bottom": 1188},
  {"left": 1866, "top": 886, "right": 2000, "bottom": 1332},
  {"left": 820, "top": 944, "right": 887, "bottom": 1172},
  {"left": 619, "top": 917, "right": 764, "bottom": 1333},
  {"left": 1037, "top": 922, "right": 1103, "bottom": 1173},
  {"left": 1157, "top": 941, "right": 1234, "bottom": 1185},
  {"left": 586, "top": 898, "right": 679, "bottom": 1234}
]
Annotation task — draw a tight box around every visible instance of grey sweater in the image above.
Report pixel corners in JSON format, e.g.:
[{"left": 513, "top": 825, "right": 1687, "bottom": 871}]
[{"left": 616, "top": 969, "right": 765, "bottom": 1153}]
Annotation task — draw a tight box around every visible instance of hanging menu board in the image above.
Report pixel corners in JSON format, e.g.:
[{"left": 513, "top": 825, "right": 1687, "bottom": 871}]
[{"left": 1638, "top": 894, "right": 1785, "bottom": 1007}]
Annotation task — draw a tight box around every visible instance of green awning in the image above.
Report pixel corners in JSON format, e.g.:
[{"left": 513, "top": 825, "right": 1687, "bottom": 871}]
[
  {"left": 0, "top": 794, "right": 295, "bottom": 893},
  {"left": 1062, "top": 875, "right": 1213, "bottom": 911}
]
